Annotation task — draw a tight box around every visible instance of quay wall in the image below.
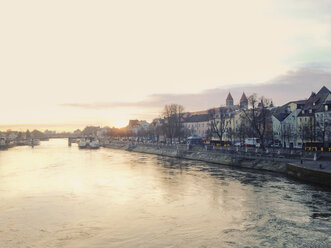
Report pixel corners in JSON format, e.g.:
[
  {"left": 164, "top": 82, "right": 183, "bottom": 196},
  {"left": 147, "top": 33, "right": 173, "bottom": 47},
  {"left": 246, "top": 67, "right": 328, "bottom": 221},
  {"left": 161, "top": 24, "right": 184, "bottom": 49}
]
[
  {"left": 103, "top": 141, "right": 331, "bottom": 188},
  {"left": 286, "top": 163, "right": 331, "bottom": 187},
  {"left": 103, "top": 141, "right": 288, "bottom": 174}
]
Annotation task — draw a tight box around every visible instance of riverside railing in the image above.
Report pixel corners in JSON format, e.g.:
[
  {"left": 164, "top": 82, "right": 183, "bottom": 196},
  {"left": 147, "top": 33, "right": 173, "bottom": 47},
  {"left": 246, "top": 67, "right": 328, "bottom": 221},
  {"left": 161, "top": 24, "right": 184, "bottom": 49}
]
[{"left": 107, "top": 140, "right": 319, "bottom": 161}]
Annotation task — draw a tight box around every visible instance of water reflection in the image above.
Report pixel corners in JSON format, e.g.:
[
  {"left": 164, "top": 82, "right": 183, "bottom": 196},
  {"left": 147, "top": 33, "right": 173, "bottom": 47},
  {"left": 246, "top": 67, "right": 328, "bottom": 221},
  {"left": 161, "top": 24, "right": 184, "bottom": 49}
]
[{"left": 0, "top": 139, "right": 330, "bottom": 247}]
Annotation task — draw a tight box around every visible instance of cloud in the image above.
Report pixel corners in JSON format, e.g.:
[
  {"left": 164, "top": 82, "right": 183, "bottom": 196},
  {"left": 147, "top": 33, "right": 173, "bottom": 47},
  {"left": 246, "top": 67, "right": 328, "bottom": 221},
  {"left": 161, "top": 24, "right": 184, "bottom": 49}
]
[{"left": 60, "top": 66, "right": 331, "bottom": 113}]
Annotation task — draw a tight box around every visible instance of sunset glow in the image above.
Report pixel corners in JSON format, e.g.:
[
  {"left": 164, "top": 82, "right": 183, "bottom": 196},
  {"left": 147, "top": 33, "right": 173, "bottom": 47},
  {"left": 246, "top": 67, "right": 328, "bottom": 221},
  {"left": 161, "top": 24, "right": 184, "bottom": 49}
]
[{"left": 1, "top": 0, "right": 331, "bottom": 130}]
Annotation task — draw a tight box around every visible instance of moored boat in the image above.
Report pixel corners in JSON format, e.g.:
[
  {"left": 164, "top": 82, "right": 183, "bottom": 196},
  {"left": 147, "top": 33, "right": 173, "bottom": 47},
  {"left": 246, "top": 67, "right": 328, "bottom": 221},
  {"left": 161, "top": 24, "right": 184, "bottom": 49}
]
[
  {"left": 89, "top": 140, "right": 100, "bottom": 149},
  {"left": 78, "top": 138, "right": 100, "bottom": 149},
  {"left": 78, "top": 139, "right": 88, "bottom": 149},
  {"left": 0, "top": 138, "right": 8, "bottom": 150}
]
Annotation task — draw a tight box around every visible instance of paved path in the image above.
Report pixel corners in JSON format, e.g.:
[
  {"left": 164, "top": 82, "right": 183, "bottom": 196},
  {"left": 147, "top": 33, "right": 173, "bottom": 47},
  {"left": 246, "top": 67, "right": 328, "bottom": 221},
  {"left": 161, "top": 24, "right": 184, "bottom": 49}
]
[{"left": 291, "top": 160, "right": 331, "bottom": 173}]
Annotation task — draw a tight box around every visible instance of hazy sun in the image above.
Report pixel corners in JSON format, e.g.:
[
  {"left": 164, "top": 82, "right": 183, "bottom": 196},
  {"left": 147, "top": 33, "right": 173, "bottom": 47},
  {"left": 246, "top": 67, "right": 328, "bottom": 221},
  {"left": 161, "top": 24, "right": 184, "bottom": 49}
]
[{"left": 111, "top": 119, "right": 129, "bottom": 128}]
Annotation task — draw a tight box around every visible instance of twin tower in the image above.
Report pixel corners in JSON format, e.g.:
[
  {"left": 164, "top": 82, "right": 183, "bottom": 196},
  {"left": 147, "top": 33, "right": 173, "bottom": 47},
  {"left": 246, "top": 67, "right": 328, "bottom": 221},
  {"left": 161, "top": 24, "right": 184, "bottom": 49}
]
[{"left": 226, "top": 92, "right": 248, "bottom": 109}]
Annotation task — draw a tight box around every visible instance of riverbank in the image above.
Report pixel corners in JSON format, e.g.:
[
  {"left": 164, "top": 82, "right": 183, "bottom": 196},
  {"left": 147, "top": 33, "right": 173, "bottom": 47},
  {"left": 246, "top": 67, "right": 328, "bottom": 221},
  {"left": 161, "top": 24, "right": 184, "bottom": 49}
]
[
  {"left": 103, "top": 141, "right": 331, "bottom": 188},
  {"left": 104, "top": 141, "right": 288, "bottom": 173},
  {"left": 287, "top": 162, "right": 331, "bottom": 187}
]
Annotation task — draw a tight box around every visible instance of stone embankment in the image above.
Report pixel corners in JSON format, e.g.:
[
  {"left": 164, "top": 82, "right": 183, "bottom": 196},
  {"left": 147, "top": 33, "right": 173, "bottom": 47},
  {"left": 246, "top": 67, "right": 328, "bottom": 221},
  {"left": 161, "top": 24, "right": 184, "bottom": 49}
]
[
  {"left": 104, "top": 141, "right": 331, "bottom": 188},
  {"left": 287, "top": 161, "right": 331, "bottom": 187},
  {"left": 104, "top": 141, "right": 289, "bottom": 173}
]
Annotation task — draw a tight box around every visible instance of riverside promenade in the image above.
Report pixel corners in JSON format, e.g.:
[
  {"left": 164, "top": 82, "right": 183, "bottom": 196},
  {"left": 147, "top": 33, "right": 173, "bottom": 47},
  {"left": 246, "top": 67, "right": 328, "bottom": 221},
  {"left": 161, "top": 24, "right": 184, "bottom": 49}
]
[
  {"left": 103, "top": 140, "right": 331, "bottom": 188},
  {"left": 287, "top": 160, "right": 331, "bottom": 187}
]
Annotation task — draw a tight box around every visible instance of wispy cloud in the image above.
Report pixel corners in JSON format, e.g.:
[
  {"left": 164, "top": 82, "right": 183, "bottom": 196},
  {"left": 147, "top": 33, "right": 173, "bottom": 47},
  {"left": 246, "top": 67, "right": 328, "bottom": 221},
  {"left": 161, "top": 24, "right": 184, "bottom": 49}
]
[{"left": 60, "top": 66, "right": 331, "bottom": 112}]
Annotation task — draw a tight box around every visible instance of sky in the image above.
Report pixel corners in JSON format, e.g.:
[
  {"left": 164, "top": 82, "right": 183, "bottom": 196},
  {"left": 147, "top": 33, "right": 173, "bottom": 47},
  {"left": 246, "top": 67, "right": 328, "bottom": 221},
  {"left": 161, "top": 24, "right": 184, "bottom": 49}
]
[{"left": 1, "top": 0, "right": 331, "bottom": 131}]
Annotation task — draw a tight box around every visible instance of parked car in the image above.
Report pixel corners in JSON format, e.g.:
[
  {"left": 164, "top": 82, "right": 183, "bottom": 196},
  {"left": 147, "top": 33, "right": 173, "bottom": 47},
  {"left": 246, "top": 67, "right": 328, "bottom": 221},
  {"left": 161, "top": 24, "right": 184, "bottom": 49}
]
[{"left": 245, "top": 138, "right": 260, "bottom": 147}]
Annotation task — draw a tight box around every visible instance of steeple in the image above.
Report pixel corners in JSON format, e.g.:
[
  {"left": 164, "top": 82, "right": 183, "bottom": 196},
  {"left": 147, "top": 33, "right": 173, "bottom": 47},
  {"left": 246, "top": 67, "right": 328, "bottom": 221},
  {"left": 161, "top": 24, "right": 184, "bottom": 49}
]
[
  {"left": 240, "top": 92, "right": 248, "bottom": 109},
  {"left": 226, "top": 92, "right": 234, "bottom": 108}
]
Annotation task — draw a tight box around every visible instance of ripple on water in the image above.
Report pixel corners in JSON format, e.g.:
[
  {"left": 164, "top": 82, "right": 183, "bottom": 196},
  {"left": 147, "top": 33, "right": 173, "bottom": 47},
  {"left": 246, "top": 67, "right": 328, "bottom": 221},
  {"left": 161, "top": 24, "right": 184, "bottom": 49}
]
[{"left": 0, "top": 139, "right": 330, "bottom": 248}]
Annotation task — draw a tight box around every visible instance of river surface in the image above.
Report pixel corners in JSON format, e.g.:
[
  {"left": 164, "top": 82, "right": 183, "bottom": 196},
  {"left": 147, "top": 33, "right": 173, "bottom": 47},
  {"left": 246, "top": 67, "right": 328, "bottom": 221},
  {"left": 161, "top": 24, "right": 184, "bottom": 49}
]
[{"left": 0, "top": 139, "right": 330, "bottom": 247}]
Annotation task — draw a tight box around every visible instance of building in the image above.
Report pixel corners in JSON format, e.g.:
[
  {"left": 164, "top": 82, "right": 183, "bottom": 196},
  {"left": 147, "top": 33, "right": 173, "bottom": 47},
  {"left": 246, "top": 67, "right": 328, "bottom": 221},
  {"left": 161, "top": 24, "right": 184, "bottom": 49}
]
[
  {"left": 128, "top": 120, "right": 150, "bottom": 135},
  {"left": 314, "top": 90, "right": 331, "bottom": 146},
  {"left": 183, "top": 114, "right": 210, "bottom": 138},
  {"left": 209, "top": 92, "right": 252, "bottom": 142},
  {"left": 226, "top": 93, "right": 234, "bottom": 108},
  {"left": 272, "top": 100, "right": 306, "bottom": 148},
  {"left": 239, "top": 92, "right": 248, "bottom": 109},
  {"left": 297, "top": 86, "right": 331, "bottom": 145}
]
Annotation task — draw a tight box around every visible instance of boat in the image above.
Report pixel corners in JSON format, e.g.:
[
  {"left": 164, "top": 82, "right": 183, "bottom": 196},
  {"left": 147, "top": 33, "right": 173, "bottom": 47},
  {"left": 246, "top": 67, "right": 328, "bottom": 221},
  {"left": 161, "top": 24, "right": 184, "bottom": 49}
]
[
  {"left": 78, "top": 139, "right": 88, "bottom": 149},
  {"left": 78, "top": 138, "right": 100, "bottom": 149},
  {"left": 0, "top": 138, "right": 8, "bottom": 150},
  {"left": 89, "top": 139, "right": 100, "bottom": 149}
]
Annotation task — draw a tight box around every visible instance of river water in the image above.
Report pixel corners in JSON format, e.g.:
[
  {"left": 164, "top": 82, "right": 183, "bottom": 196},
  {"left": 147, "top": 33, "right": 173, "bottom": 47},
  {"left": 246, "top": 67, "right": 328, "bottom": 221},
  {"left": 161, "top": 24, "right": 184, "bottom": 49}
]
[{"left": 0, "top": 139, "right": 330, "bottom": 247}]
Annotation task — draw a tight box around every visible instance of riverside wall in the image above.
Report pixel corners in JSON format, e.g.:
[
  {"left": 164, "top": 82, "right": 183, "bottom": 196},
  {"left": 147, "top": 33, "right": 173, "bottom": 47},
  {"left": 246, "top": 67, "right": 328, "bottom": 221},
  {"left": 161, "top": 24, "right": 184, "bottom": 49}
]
[
  {"left": 104, "top": 141, "right": 288, "bottom": 174},
  {"left": 286, "top": 163, "right": 331, "bottom": 187},
  {"left": 103, "top": 141, "right": 331, "bottom": 188}
]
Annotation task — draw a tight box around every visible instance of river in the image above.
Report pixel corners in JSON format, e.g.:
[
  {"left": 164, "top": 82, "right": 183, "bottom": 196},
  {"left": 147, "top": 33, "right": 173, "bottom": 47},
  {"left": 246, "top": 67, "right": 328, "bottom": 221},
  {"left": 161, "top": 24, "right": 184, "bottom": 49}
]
[{"left": 0, "top": 139, "right": 330, "bottom": 247}]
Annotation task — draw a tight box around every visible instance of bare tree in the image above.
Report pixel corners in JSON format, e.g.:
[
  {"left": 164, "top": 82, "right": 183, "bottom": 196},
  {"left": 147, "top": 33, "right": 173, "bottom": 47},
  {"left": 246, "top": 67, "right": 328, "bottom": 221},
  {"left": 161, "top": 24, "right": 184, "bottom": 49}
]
[
  {"left": 280, "top": 123, "right": 292, "bottom": 148},
  {"left": 307, "top": 118, "right": 315, "bottom": 144},
  {"left": 154, "top": 125, "right": 163, "bottom": 142},
  {"left": 26, "top": 129, "right": 31, "bottom": 139},
  {"left": 316, "top": 115, "right": 330, "bottom": 149},
  {"left": 298, "top": 119, "right": 315, "bottom": 149},
  {"left": 183, "top": 126, "right": 193, "bottom": 138},
  {"left": 298, "top": 124, "right": 307, "bottom": 149},
  {"left": 150, "top": 119, "right": 164, "bottom": 143},
  {"left": 236, "top": 121, "right": 246, "bottom": 145},
  {"left": 242, "top": 94, "right": 272, "bottom": 150},
  {"left": 208, "top": 107, "right": 227, "bottom": 141},
  {"left": 226, "top": 127, "right": 236, "bottom": 143},
  {"left": 162, "top": 104, "right": 184, "bottom": 144}
]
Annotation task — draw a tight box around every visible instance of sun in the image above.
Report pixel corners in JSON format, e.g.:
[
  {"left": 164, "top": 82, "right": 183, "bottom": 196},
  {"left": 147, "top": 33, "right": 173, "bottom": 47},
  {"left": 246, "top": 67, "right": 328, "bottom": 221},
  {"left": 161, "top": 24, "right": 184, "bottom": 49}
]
[{"left": 111, "top": 119, "right": 129, "bottom": 128}]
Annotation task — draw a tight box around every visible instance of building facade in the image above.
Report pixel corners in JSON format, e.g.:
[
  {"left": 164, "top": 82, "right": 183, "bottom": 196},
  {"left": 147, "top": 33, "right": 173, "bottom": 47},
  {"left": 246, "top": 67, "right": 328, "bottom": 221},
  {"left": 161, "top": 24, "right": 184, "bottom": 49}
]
[
  {"left": 297, "top": 86, "right": 330, "bottom": 146},
  {"left": 272, "top": 101, "right": 305, "bottom": 148},
  {"left": 183, "top": 114, "right": 210, "bottom": 138}
]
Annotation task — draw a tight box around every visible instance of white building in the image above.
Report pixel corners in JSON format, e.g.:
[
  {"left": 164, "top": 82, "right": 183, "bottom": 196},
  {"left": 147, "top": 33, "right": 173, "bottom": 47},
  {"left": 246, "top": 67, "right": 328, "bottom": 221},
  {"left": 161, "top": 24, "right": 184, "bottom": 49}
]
[
  {"left": 183, "top": 114, "right": 210, "bottom": 138},
  {"left": 315, "top": 96, "right": 331, "bottom": 146},
  {"left": 128, "top": 120, "right": 150, "bottom": 135},
  {"left": 297, "top": 86, "right": 330, "bottom": 146},
  {"left": 272, "top": 101, "right": 305, "bottom": 148}
]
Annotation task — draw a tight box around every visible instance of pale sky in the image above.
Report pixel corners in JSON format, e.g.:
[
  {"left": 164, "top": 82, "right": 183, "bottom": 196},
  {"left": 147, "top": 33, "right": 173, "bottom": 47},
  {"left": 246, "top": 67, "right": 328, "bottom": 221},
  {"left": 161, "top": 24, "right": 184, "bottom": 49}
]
[{"left": 1, "top": 0, "right": 331, "bottom": 131}]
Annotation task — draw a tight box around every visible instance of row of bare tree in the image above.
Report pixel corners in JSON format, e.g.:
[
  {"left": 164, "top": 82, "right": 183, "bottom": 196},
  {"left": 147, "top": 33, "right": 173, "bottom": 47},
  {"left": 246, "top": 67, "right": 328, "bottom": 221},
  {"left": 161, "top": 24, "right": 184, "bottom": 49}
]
[
  {"left": 208, "top": 94, "right": 272, "bottom": 150},
  {"left": 156, "top": 94, "right": 274, "bottom": 150}
]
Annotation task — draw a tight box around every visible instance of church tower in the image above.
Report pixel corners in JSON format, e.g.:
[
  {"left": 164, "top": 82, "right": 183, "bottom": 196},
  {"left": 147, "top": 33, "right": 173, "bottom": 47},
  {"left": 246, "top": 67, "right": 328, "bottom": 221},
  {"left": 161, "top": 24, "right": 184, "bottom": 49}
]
[
  {"left": 240, "top": 92, "right": 248, "bottom": 109},
  {"left": 226, "top": 92, "right": 234, "bottom": 108}
]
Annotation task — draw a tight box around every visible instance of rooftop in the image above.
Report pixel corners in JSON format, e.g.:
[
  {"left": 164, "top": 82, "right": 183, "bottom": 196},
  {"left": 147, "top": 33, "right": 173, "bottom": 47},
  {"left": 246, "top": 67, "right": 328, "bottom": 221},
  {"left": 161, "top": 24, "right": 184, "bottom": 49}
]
[
  {"left": 226, "top": 92, "right": 233, "bottom": 101},
  {"left": 240, "top": 92, "right": 248, "bottom": 102}
]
